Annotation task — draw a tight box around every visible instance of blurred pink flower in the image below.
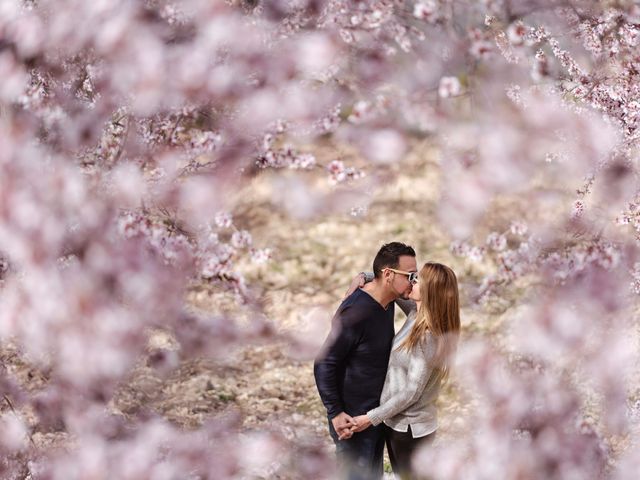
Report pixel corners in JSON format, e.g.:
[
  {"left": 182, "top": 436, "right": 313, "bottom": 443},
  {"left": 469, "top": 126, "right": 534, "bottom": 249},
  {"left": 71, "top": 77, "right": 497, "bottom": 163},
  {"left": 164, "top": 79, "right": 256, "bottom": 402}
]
[{"left": 438, "top": 76, "right": 462, "bottom": 98}]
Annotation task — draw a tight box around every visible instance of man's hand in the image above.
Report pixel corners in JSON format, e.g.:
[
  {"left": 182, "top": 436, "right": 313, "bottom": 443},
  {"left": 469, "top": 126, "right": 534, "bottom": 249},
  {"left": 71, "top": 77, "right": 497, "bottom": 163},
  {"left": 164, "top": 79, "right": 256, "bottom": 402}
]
[
  {"left": 344, "top": 273, "right": 366, "bottom": 299},
  {"left": 332, "top": 412, "right": 357, "bottom": 440},
  {"left": 338, "top": 414, "right": 372, "bottom": 440}
]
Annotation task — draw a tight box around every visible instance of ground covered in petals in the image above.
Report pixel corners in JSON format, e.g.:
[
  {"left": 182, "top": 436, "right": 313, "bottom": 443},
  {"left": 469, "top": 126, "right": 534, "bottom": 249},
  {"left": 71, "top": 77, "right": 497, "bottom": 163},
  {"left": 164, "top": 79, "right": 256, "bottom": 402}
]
[
  {"left": 4, "top": 144, "right": 634, "bottom": 477},
  {"left": 113, "top": 146, "right": 497, "bottom": 468}
]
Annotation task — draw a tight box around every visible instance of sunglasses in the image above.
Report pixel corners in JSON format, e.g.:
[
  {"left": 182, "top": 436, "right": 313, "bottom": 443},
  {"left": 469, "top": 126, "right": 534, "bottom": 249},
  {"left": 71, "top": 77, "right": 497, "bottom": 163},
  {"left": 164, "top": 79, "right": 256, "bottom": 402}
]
[{"left": 384, "top": 268, "right": 419, "bottom": 285}]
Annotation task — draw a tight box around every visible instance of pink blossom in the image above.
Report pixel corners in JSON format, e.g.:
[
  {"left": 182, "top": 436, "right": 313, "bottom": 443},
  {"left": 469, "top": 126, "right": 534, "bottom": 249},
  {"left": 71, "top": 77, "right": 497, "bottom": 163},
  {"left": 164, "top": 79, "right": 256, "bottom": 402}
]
[
  {"left": 251, "top": 248, "right": 272, "bottom": 264},
  {"left": 0, "top": 52, "right": 28, "bottom": 102},
  {"left": 214, "top": 212, "right": 233, "bottom": 229},
  {"left": 347, "top": 100, "right": 373, "bottom": 124},
  {"left": 468, "top": 246, "right": 485, "bottom": 262},
  {"left": 530, "top": 50, "right": 549, "bottom": 82},
  {"left": 450, "top": 240, "right": 469, "bottom": 257},
  {"left": 469, "top": 38, "right": 493, "bottom": 59},
  {"left": 0, "top": 413, "right": 28, "bottom": 452},
  {"left": 231, "top": 230, "right": 252, "bottom": 249},
  {"left": 486, "top": 232, "right": 507, "bottom": 251},
  {"left": 510, "top": 221, "right": 528, "bottom": 236},
  {"left": 363, "top": 129, "right": 407, "bottom": 164},
  {"left": 327, "top": 159, "right": 345, "bottom": 178},
  {"left": 1, "top": 1, "right": 640, "bottom": 477},
  {"left": 507, "top": 22, "right": 527, "bottom": 46},
  {"left": 413, "top": 1, "right": 437, "bottom": 22},
  {"left": 326, "top": 159, "right": 365, "bottom": 184},
  {"left": 319, "top": 104, "right": 342, "bottom": 133},
  {"left": 438, "top": 76, "right": 462, "bottom": 98},
  {"left": 296, "top": 33, "right": 337, "bottom": 76}
]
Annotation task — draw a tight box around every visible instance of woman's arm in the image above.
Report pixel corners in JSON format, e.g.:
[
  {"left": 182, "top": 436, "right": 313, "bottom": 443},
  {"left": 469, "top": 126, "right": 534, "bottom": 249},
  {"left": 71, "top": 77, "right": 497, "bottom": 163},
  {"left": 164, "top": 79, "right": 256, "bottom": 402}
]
[
  {"left": 366, "top": 340, "right": 434, "bottom": 426},
  {"left": 346, "top": 341, "right": 434, "bottom": 437},
  {"left": 343, "top": 271, "right": 376, "bottom": 299},
  {"left": 395, "top": 297, "right": 417, "bottom": 317},
  {"left": 343, "top": 272, "right": 366, "bottom": 299}
]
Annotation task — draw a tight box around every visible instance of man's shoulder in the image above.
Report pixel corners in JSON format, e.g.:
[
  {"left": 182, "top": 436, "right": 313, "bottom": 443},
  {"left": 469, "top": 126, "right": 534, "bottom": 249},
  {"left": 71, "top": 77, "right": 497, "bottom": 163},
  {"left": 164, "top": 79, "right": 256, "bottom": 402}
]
[
  {"left": 336, "top": 290, "right": 374, "bottom": 323},
  {"left": 337, "top": 289, "right": 393, "bottom": 325},
  {"left": 340, "top": 289, "right": 375, "bottom": 311}
]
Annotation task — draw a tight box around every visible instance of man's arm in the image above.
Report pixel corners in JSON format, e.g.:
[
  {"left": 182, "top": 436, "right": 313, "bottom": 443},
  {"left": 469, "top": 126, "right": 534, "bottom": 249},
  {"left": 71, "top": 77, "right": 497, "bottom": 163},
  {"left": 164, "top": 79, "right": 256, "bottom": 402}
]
[{"left": 313, "top": 304, "right": 363, "bottom": 426}]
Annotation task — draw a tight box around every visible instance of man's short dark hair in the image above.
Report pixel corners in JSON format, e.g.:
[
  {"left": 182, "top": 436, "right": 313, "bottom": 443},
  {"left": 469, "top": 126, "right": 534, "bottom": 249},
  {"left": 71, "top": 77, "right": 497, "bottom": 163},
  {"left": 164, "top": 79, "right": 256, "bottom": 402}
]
[{"left": 373, "top": 242, "right": 416, "bottom": 278}]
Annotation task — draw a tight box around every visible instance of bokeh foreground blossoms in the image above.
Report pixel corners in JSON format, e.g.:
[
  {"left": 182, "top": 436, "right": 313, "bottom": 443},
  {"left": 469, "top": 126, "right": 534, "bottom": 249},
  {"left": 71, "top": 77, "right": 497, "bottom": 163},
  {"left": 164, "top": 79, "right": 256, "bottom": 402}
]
[{"left": 1, "top": 0, "right": 640, "bottom": 478}]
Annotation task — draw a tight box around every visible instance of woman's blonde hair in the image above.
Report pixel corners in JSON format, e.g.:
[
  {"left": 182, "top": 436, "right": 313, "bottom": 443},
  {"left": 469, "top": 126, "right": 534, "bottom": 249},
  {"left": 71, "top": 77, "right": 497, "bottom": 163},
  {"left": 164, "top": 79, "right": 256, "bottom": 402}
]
[{"left": 398, "top": 262, "right": 460, "bottom": 374}]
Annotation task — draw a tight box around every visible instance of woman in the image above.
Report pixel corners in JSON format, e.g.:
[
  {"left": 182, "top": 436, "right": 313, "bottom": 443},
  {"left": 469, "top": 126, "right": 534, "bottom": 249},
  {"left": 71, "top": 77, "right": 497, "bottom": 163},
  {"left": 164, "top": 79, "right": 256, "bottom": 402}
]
[{"left": 341, "top": 262, "right": 461, "bottom": 479}]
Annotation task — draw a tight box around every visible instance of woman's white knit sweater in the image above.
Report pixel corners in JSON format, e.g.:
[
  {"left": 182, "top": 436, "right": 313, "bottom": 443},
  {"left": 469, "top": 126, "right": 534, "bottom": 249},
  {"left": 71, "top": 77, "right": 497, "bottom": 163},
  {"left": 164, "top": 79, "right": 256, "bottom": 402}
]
[{"left": 366, "top": 298, "right": 442, "bottom": 438}]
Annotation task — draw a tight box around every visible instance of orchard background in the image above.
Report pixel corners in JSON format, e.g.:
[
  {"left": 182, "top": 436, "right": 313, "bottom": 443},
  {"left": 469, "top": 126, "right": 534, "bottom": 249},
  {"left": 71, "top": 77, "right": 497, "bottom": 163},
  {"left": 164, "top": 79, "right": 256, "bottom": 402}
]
[{"left": 1, "top": 0, "right": 640, "bottom": 478}]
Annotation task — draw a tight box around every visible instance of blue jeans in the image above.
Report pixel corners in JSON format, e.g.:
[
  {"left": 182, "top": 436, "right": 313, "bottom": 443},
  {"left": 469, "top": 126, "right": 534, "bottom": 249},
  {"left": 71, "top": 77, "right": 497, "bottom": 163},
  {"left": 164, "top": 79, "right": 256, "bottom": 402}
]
[{"left": 329, "top": 417, "right": 385, "bottom": 480}]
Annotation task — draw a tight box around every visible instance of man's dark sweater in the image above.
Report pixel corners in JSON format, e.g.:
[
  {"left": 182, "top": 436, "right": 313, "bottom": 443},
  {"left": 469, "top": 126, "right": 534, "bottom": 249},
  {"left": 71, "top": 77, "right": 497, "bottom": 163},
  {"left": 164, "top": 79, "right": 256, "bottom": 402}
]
[{"left": 314, "top": 288, "right": 395, "bottom": 420}]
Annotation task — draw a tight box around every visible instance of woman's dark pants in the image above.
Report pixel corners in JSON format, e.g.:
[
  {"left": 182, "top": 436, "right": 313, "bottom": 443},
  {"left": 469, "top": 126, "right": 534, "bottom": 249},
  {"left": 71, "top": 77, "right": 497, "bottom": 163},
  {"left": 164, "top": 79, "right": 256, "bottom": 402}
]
[{"left": 385, "top": 425, "right": 436, "bottom": 479}]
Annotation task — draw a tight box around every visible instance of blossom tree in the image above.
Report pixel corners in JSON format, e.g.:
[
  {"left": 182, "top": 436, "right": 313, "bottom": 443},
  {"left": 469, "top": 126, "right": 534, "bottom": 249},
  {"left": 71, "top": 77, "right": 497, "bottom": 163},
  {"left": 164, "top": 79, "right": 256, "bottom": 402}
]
[{"left": 1, "top": 0, "right": 640, "bottom": 478}]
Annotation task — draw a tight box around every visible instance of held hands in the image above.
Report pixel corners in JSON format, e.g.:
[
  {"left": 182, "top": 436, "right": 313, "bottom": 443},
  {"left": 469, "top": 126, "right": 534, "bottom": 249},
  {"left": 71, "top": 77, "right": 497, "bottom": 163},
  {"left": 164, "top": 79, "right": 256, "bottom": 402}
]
[
  {"left": 332, "top": 412, "right": 357, "bottom": 440},
  {"left": 337, "top": 414, "right": 373, "bottom": 440}
]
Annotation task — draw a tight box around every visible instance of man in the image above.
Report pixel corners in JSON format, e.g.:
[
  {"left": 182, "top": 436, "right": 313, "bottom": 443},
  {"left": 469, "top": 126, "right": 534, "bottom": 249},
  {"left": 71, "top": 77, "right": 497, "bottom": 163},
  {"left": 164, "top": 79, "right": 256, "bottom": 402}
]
[{"left": 314, "top": 242, "right": 417, "bottom": 479}]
